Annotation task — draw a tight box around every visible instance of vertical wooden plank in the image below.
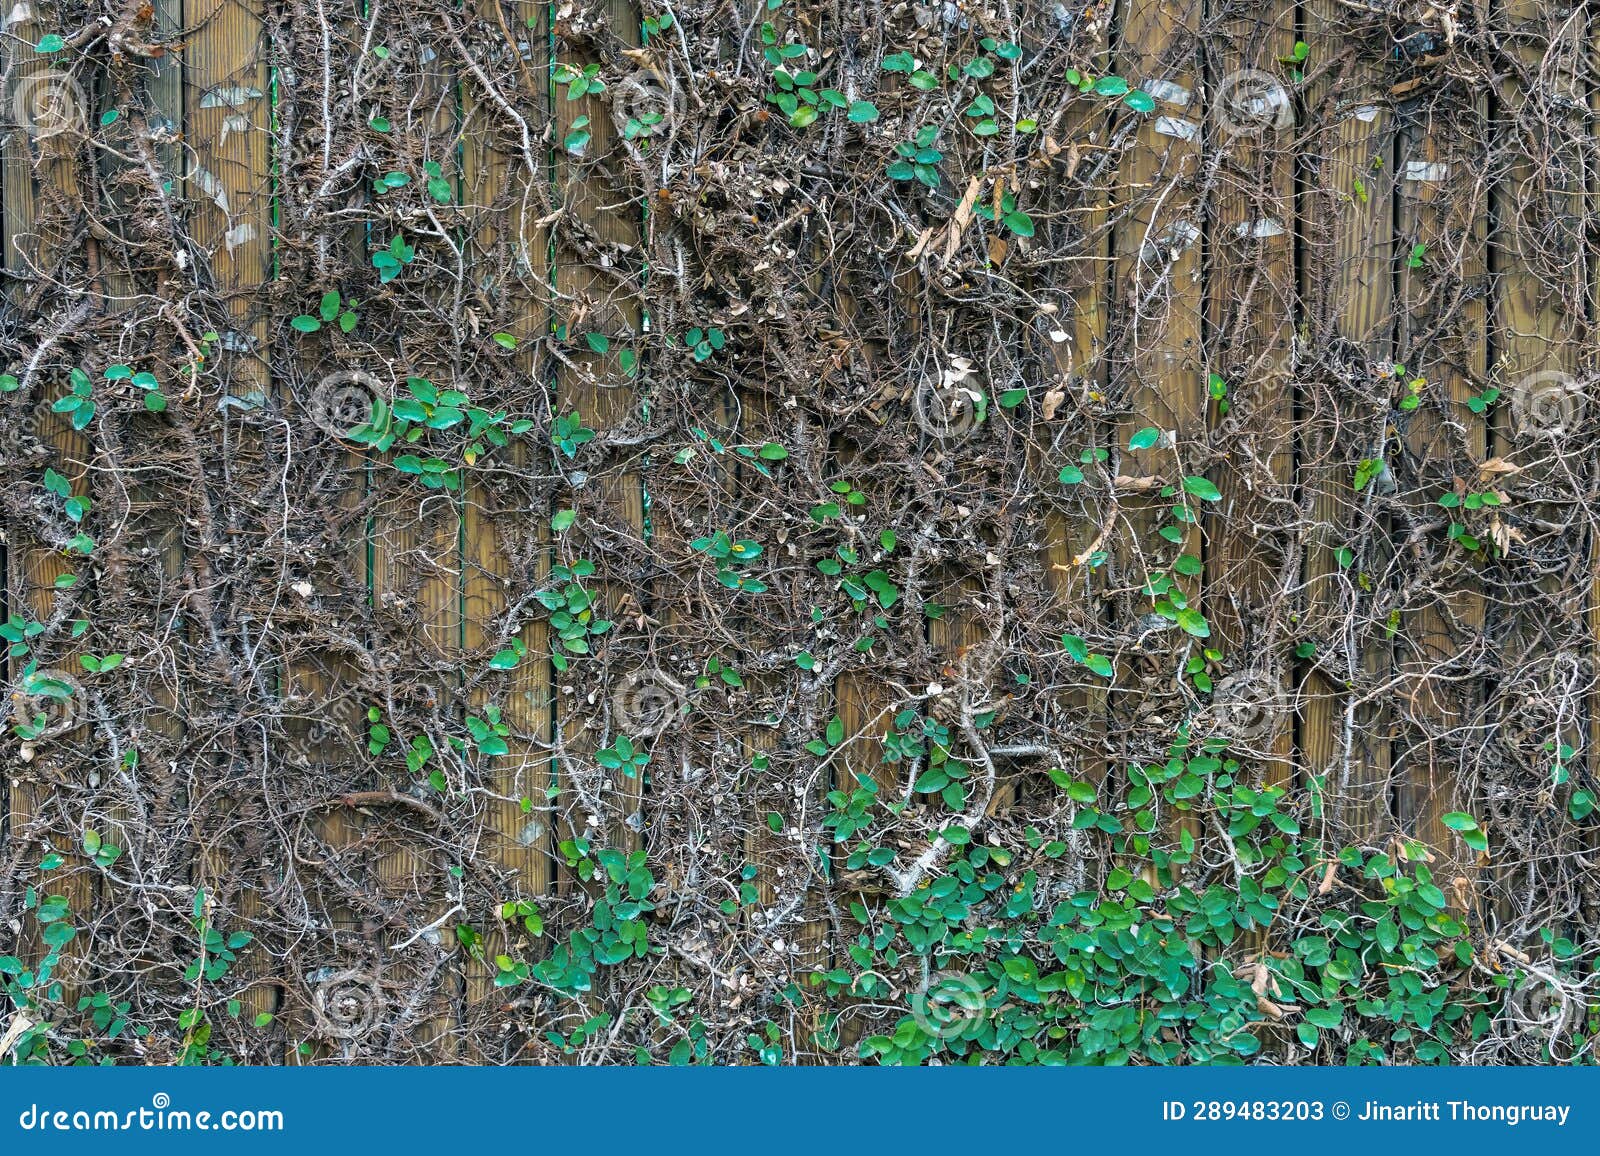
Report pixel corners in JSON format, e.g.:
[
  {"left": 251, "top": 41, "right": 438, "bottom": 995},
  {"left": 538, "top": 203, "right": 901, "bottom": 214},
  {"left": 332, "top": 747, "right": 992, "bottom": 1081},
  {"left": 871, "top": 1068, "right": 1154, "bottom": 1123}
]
[
  {"left": 88, "top": 0, "right": 192, "bottom": 1034},
  {"left": 1491, "top": 0, "right": 1587, "bottom": 912},
  {"left": 1045, "top": 7, "right": 1118, "bottom": 795},
  {"left": 2, "top": 2, "right": 94, "bottom": 997},
  {"left": 184, "top": 0, "right": 276, "bottom": 1040},
  {"left": 552, "top": 1, "right": 646, "bottom": 860},
  {"left": 1300, "top": 4, "right": 1396, "bottom": 843},
  {"left": 1392, "top": 94, "right": 1488, "bottom": 873},
  {"left": 186, "top": 0, "right": 271, "bottom": 401},
  {"left": 367, "top": 15, "right": 465, "bottom": 1060},
  {"left": 1111, "top": 0, "right": 1204, "bottom": 885},
  {"left": 1204, "top": 3, "right": 1297, "bottom": 788},
  {"left": 1113, "top": 0, "right": 1205, "bottom": 614},
  {"left": 459, "top": 0, "right": 553, "bottom": 1061}
]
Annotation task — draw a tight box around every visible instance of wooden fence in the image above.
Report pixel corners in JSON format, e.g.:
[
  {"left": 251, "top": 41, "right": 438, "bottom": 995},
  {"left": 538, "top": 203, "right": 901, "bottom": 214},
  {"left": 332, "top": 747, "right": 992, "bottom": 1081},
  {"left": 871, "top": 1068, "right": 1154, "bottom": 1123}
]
[{"left": 2, "top": 0, "right": 1596, "bottom": 1063}]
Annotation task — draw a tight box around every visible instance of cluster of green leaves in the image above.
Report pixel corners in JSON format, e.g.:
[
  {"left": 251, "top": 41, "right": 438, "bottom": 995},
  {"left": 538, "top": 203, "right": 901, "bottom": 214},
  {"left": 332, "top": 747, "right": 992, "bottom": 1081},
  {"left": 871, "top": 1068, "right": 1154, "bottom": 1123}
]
[
  {"left": 810, "top": 478, "right": 864, "bottom": 522},
  {"left": 901, "top": 714, "right": 973, "bottom": 812},
  {"left": 170, "top": 888, "right": 256, "bottom": 1063},
  {"left": 347, "top": 375, "right": 534, "bottom": 488},
  {"left": 102, "top": 363, "right": 168, "bottom": 413},
  {"left": 1056, "top": 445, "right": 1107, "bottom": 489},
  {"left": 974, "top": 190, "right": 1035, "bottom": 238},
  {"left": 1437, "top": 487, "right": 1501, "bottom": 553},
  {"left": 817, "top": 542, "right": 898, "bottom": 616},
  {"left": 2, "top": 877, "right": 150, "bottom": 1064},
  {"left": 1546, "top": 740, "right": 1596, "bottom": 822},
  {"left": 530, "top": 848, "right": 658, "bottom": 996},
  {"left": 371, "top": 234, "right": 415, "bottom": 283},
  {"left": 372, "top": 160, "right": 452, "bottom": 204},
  {"left": 533, "top": 560, "right": 612, "bottom": 671},
  {"left": 691, "top": 529, "right": 767, "bottom": 593},
  {"left": 801, "top": 720, "right": 1591, "bottom": 1066},
  {"left": 1064, "top": 69, "right": 1156, "bottom": 114},
  {"left": 53, "top": 367, "right": 97, "bottom": 428},
  {"left": 596, "top": 734, "right": 650, "bottom": 779},
  {"left": 884, "top": 37, "right": 1023, "bottom": 135},
  {"left": 683, "top": 326, "right": 726, "bottom": 362},
  {"left": 759, "top": 22, "right": 878, "bottom": 129},
  {"left": 290, "top": 289, "right": 360, "bottom": 335},
  {"left": 672, "top": 429, "right": 789, "bottom": 477},
  {"left": 553, "top": 410, "right": 595, "bottom": 458},
  {"left": 553, "top": 61, "right": 604, "bottom": 101},
  {"left": 887, "top": 125, "right": 944, "bottom": 189},
  {"left": 42, "top": 467, "right": 94, "bottom": 556},
  {"left": 11, "top": 663, "right": 75, "bottom": 741}
]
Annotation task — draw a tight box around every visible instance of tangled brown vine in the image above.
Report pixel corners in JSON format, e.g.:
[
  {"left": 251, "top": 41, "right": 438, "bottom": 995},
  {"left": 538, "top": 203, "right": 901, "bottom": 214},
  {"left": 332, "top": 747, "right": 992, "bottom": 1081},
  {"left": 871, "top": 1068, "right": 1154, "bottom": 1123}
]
[{"left": 1, "top": 0, "right": 1598, "bottom": 1064}]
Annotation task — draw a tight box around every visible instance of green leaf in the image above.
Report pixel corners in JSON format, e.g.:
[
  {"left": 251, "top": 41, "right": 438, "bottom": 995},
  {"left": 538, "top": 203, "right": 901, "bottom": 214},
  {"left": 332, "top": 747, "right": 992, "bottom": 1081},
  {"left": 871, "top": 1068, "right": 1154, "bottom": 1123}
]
[
  {"left": 1003, "top": 211, "right": 1035, "bottom": 238},
  {"left": 1129, "top": 427, "right": 1160, "bottom": 450},
  {"left": 1092, "top": 75, "right": 1129, "bottom": 97},
  {"left": 847, "top": 101, "right": 879, "bottom": 123},
  {"left": 1175, "top": 608, "right": 1210, "bottom": 638},
  {"left": 290, "top": 315, "right": 322, "bottom": 333},
  {"left": 1305, "top": 1006, "right": 1342, "bottom": 1029},
  {"left": 1182, "top": 476, "right": 1221, "bottom": 502},
  {"left": 36, "top": 34, "right": 65, "bottom": 53},
  {"left": 1123, "top": 90, "right": 1156, "bottom": 114}
]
